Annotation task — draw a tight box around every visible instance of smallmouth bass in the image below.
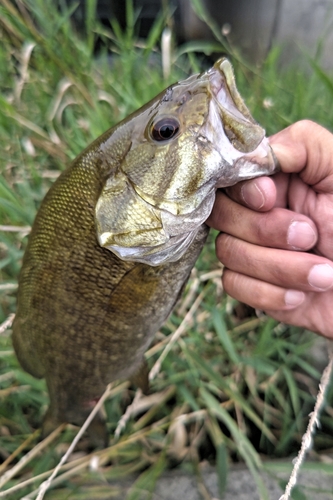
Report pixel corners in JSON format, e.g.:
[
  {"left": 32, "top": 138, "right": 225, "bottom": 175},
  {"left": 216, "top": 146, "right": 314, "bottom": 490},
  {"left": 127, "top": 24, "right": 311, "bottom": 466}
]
[{"left": 12, "top": 59, "right": 278, "bottom": 446}]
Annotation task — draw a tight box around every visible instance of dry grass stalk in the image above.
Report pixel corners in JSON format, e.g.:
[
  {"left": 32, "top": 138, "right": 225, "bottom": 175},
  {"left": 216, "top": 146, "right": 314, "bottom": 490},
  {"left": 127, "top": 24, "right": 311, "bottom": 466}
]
[
  {"left": 0, "top": 225, "right": 31, "bottom": 233},
  {"left": 0, "top": 430, "right": 40, "bottom": 475},
  {"left": 33, "top": 383, "right": 114, "bottom": 500},
  {"left": 14, "top": 42, "right": 35, "bottom": 103},
  {"left": 47, "top": 79, "right": 73, "bottom": 122},
  {"left": 177, "top": 274, "right": 199, "bottom": 316},
  {"left": 20, "top": 418, "right": 171, "bottom": 499},
  {"left": 133, "top": 386, "right": 177, "bottom": 431},
  {"left": 149, "top": 287, "right": 207, "bottom": 381},
  {"left": 0, "top": 382, "right": 130, "bottom": 497},
  {"left": 161, "top": 26, "right": 172, "bottom": 80},
  {"left": 0, "top": 425, "right": 65, "bottom": 491},
  {"left": 0, "top": 384, "right": 31, "bottom": 398},
  {"left": 0, "top": 284, "right": 18, "bottom": 291},
  {"left": 0, "top": 313, "right": 15, "bottom": 335},
  {"left": 0, "top": 445, "right": 103, "bottom": 498},
  {"left": 114, "top": 388, "right": 142, "bottom": 440},
  {"left": 279, "top": 340, "right": 333, "bottom": 500},
  {"left": 199, "top": 269, "right": 223, "bottom": 282}
]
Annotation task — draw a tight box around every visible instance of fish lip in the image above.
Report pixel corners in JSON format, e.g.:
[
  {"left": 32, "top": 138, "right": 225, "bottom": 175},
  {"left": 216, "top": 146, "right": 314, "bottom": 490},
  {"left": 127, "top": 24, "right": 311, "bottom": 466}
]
[
  {"left": 207, "top": 59, "right": 246, "bottom": 120},
  {"left": 231, "top": 143, "right": 280, "bottom": 181},
  {"left": 213, "top": 137, "right": 280, "bottom": 189},
  {"left": 206, "top": 59, "right": 267, "bottom": 155},
  {"left": 205, "top": 59, "right": 279, "bottom": 182}
]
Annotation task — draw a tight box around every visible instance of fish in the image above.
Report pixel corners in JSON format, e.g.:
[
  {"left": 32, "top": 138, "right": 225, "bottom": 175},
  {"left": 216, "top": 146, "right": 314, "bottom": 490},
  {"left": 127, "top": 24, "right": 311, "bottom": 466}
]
[{"left": 12, "top": 59, "right": 278, "bottom": 446}]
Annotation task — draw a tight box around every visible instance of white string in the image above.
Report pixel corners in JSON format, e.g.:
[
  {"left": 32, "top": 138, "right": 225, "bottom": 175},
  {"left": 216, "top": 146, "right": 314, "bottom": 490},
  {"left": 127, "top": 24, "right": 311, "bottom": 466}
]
[{"left": 279, "top": 340, "right": 333, "bottom": 500}]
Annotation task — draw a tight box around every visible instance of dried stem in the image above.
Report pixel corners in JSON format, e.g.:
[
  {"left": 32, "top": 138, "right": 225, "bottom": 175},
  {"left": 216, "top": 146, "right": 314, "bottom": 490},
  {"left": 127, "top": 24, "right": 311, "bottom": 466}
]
[
  {"left": 0, "top": 225, "right": 31, "bottom": 233},
  {"left": 33, "top": 383, "right": 114, "bottom": 500},
  {"left": 149, "top": 287, "right": 207, "bottom": 381},
  {"left": 114, "top": 389, "right": 143, "bottom": 440},
  {"left": 0, "top": 313, "right": 15, "bottom": 335},
  {"left": 0, "top": 425, "right": 65, "bottom": 490},
  {"left": 0, "top": 430, "right": 40, "bottom": 475}
]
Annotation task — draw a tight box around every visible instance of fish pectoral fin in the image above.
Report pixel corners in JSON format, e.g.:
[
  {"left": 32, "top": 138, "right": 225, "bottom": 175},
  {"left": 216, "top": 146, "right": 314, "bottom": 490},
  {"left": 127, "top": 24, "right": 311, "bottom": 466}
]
[{"left": 130, "top": 358, "right": 149, "bottom": 394}]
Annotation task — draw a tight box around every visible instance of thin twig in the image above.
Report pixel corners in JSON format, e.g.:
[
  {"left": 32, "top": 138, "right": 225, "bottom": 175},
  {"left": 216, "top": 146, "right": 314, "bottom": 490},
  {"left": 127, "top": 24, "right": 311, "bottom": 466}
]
[
  {"left": 33, "top": 383, "right": 114, "bottom": 500},
  {"left": 279, "top": 340, "right": 333, "bottom": 500}
]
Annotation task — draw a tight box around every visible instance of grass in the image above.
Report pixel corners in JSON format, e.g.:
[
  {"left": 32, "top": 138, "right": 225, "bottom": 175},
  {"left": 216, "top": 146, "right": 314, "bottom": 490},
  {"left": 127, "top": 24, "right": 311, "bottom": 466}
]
[{"left": 0, "top": 0, "right": 333, "bottom": 499}]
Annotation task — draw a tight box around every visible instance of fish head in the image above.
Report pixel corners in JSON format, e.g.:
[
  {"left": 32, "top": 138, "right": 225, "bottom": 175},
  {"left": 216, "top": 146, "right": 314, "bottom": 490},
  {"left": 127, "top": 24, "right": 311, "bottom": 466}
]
[{"left": 95, "top": 59, "right": 279, "bottom": 265}]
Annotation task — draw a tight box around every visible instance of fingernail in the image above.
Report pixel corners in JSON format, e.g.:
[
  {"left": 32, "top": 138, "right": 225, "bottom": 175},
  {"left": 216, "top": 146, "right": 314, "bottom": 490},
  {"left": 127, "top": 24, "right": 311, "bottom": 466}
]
[
  {"left": 241, "top": 182, "right": 265, "bottom": 209},
  {"left": 285, "top": 290, "right": 305, "bottom": 307},
  {"left": 308, "top": 264, "right": 333, "bottom": 291},
  {"left": 287, "top": 221, "right": 316, "bottom": 250}
]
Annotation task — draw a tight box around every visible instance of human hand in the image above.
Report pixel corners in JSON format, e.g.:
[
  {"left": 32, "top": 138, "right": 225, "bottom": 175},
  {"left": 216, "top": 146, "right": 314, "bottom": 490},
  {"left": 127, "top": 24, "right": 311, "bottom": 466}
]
[{"left": 207, "top": 120, "right": 333, "bottom": 339}]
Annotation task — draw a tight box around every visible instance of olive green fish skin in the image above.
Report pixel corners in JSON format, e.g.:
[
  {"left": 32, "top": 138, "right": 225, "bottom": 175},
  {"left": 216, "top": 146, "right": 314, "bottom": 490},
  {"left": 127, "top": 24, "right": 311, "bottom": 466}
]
[
  {"left": 12, "top": 59, "right": 277, "bottom": 445},
  {"left": 12, "top": 126, "right": 208, "bottom": 436}
]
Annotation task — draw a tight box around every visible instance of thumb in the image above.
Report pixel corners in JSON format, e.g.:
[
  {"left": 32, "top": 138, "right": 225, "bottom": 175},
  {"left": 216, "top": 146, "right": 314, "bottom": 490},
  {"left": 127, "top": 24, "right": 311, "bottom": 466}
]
[{"left": 270, "top": 120, "right": 333, "bottom": 191}]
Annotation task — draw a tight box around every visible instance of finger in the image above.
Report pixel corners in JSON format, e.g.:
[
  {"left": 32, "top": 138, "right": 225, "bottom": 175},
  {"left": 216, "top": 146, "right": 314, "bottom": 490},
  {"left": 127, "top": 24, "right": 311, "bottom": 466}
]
[
  {"left": 217, "top": 234, "right": 333, "bottom": 292},
  {"left": 222, "top": 269, "right": 305, "bottom": 310},
  {"left": 224, "top": 176, "right": 276, "bottom": 211},
  {"left": 270, "top": 120, "right": 333, "bottom": 191},
  {"left": 207, "top": 191, "right": 318, "bottom": 251},
  {"left": 264, "top": 300, "right": 333, "bottom": 339},
  {"left": 222, "top": 269, "right": 333, "bottom": 338},
  {"left": 224, "top": 172, "right": 290, "bottom": 210}
]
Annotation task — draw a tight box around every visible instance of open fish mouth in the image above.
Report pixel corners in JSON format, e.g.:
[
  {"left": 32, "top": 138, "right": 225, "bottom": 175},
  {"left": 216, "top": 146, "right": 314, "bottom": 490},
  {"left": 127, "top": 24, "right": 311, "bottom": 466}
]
[
  {"left": 209, "top": 59, "right": 266, "bottom": 153},
  {"left": 204, "top": 59, "right": 279, "bottom": 188}
]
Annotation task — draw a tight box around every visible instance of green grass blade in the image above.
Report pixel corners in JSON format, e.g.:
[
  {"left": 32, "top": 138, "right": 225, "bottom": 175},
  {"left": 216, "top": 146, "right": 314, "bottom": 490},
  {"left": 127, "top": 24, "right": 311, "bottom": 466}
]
[
  {"left": 212, "top": 308, "right": 240, "bottom": 364},
  {"left": 200, "top": 387, "right": 269, "bottom": 500}
]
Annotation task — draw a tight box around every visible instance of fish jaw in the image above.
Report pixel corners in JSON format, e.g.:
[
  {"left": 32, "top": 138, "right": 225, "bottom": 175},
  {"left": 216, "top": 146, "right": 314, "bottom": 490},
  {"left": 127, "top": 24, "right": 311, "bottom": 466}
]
[{"left": 201, "top": 58, "right": 279, "bottom": 188}]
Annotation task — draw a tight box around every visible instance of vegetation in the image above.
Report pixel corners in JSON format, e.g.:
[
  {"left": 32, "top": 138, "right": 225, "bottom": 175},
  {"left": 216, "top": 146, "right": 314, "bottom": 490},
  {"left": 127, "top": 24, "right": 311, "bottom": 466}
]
[{"left": 0, "top": 0, "right": 332, "bottom": 498}]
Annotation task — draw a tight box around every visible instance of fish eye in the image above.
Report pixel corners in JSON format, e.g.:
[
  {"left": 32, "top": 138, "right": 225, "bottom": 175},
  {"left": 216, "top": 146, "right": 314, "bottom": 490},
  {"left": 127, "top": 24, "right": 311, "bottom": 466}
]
[{"left": 150, "top": 117, "right": 180, "bottom": 142}]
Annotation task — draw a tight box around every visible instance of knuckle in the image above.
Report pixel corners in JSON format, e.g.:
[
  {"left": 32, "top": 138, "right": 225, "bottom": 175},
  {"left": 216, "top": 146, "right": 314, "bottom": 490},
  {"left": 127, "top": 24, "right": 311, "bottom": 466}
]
[
  {"left": 215, "top": 233, "right": 236, "bottom": 264},
  {"left": 290, "top": 119, "right": 319, "bottom": 138},
  {"left": 253, "top": 212, "right": 274, "bottom": 243},
  {"left": 221, "top": 268, "right": 236, "bottom": 295}
]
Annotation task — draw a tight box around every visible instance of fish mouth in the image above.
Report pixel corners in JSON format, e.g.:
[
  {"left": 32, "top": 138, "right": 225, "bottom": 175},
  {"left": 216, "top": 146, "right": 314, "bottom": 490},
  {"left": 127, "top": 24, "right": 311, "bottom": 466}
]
[
  {"left": 205, "top": 58, "right": 279, "bottom": 185},
  {"left": 208, "top": 59, "right": 266, "bottom": 154}
]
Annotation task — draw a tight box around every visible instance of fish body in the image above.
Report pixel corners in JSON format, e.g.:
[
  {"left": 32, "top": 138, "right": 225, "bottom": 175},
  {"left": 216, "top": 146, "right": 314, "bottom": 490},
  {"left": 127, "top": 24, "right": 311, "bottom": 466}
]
[{"left": 12, "top": 60, "right": 277, "bottom": 445}]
